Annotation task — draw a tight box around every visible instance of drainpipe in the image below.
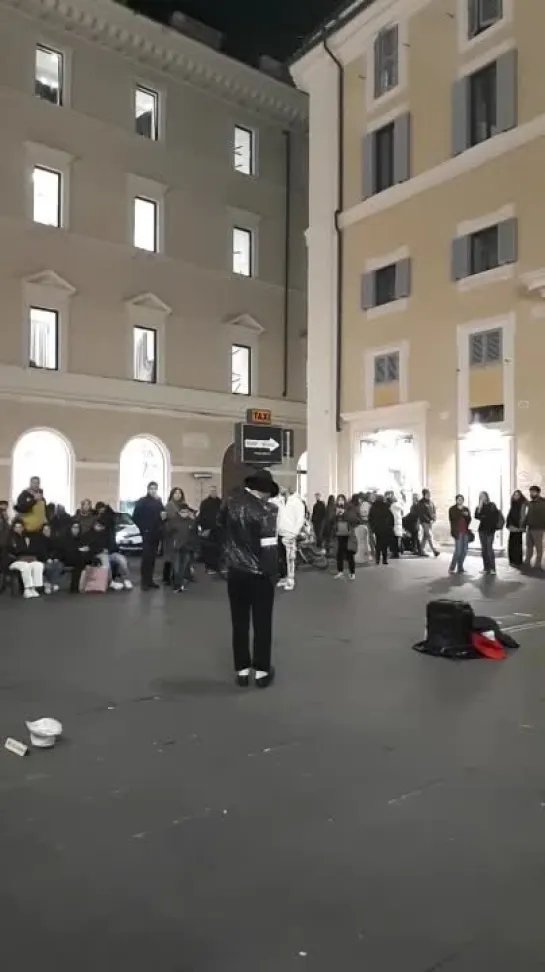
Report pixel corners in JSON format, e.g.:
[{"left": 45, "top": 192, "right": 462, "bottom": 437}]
[
  {"left": 282, "top": 129, "right": 292, "bottom": 398},
  {"left": 322, "top": 38, "right": 344, "bottom": 433}
]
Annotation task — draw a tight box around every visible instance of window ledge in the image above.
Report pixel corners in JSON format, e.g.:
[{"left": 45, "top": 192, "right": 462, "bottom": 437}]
[
  {"left": 365, "top": 297, "right": 408, "bottom": 320},
  {"left": 457, "top": 263, "right": 516, "bottom": 292}
]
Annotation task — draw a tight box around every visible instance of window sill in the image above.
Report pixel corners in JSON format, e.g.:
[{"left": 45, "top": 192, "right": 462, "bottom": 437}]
[
  {"left": 456, "top": 263, "right": 516, "bottom": 292},
  {"left": 365, "top": 298, "right": 408, "bottom": 320},
  {"left": 459, "top": 18, "right": 507, "bottom": 54}
]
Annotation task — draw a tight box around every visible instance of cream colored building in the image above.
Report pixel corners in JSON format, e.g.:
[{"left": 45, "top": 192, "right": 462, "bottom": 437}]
[
  {"left": 292, "top": 0, "right": 545, "bottom": 533},
  {"left": 0, "top": 0, "right": 308, "bottom": 512}
]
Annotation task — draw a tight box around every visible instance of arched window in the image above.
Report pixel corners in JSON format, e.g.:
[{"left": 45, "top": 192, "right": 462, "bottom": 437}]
[
  {"left": 119, "top": 436, "right": 169, "bottom": 513},
  {"left": 297, "top": 451, "right": 308, "bottom": 501},
  {"left": 11, "top": 428, "right": 74, "bottom": 511}
]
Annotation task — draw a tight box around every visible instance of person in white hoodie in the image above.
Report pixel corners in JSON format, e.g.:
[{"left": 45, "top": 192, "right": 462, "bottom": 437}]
[{"left": 275, "top": 486, "right": 306, "bottom": 591}]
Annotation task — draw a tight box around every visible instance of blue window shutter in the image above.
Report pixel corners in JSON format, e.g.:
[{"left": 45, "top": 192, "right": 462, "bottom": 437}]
[
  {"left": 452, "top": 77, "right": 469, "bottom": 156},
  {"left": 394, "top": 257, "right": 411, "bottom": 299},
  {"left": 361, "top": 271, "right": 376, "bottom": 310},
  {"left": 498, "top": 217, "right": 518, "bottom": 265},
  {"left": 393, "top": 112, "right": 411, "bottom": 184},
  {"left": 373, "top": 34, "right": 382, "bottom": 99},
  {"left": 362, "top": 133, "right": 375, "bottom": 198},
  {"left": 496, "top": 48, "right": 518, "bottom": 133},
  {"left": 452, "top": 235, "right": 470, "bottom": 281}
]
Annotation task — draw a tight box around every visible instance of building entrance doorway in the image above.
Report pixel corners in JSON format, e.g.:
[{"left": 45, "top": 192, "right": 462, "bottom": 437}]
[{"left": 354, "top": 430, "right": 418, "bottom": 505}]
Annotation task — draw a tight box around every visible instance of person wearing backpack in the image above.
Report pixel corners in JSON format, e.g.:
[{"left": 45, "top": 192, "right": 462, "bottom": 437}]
[{"left": 474, "top": 491, "right": 503, "bottom": 575}]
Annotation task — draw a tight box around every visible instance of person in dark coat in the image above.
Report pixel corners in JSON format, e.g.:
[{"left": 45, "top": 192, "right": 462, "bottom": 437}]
[
  {"left": 448, "top": 494, "right": 472, "bottom": 574},
  {"left": 506, "top": 489, "right": 527, "bottom": 567},
  {"left": 132, "top": 481, "right": 165, "bottom": 590},
  {"left": 219, "top": 469, "right": 279, "bottom": 689},
  {"left": 311, "top": 493, "right": 327, "bottom": 548},
  {"left": 198, "top": 486, "right": 222, "bottom": 574},
  {"left": 0, "top": 500, "right": 10, "bottom": 589},
  {"left": 369, "top": 494, "right": 394, "bottom": 565},
  {"left": 58, "top": 521, "right": 95, "bottom": 593},
  {"left": 474, "top": 491, "right": 501, "bottom": 575}
]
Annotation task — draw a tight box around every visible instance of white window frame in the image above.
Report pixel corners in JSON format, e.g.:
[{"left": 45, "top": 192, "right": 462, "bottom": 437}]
[
  {"left": 125, "top": 292, "right": 171, "bottom": 385},
  {"left": 456, "top": 203, "right": 517, "bottom": 291},
  {"left": 22, "top": 270, "right": 75, "bottom": 373},
  {"left": 456, "top": 313, "right": 515, "bottom": 434},
  {"left": 134, "top": 83, "right": 162, "bottom": 141},
  {"left": 225, "top": 314, "right": 263, "bottom": 397},
  {"left": 128, "top": 175, "right": 166, "bottom": 254},
  {"left": 234, "top": 125, "right": 257, "bottom": 176},
  {"left": 34, "top": 40, "right": 71, "bottom": 107},
  {"left": 458, "top": 0, "right": 512, "bottom": 53},
  {"left": 367, "top": 19, "right": 408, "bottom": 114},
  {"left": 364, "top": 341, "right": 409, "bottom": 410},
  {"left": 231, "top": 343, "right": 252, "bottom": 395},
  {"left": 25, "top": 142, "right": 72, "bottom": 229}
]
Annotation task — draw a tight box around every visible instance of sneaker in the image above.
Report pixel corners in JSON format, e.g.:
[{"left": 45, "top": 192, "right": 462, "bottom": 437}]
[
  {"left": 110, "top": 580, "right": 124, "bottom": 591},
  {"left": 122, "top": 579, "right": 133, "bottom": 590},
  {"left": 44, "top": 583, "right": 52, "bottom": 595},
  {"left": 284, "top": 580, "right": 295, "bottom": 591},
  {"left": 334, "top": 572, "right": 344, "bottom": 579},
  {"left": 52, "top": 584, "right": 60, "bottom": 593},
  {"left": 434, "top": 551, "right": 440, "bottom": 558},
  {"left": 23, "top": 588, "right": 39, "bottom": 599},
  {"left": 348, "top": 573, "right": 356, "bottom": 581},
  {"left": 174, "top": 585, "right": 186, "bottom": 593},
  {"left": 255, "top": 667, "right": 275, "bottom": 689},
  {"left": 276, "top": 578, "right": 287, "bottom": 588}
]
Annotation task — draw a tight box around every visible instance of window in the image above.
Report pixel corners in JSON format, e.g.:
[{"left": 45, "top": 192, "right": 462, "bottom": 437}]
[
  {"left": 468, "top": 0, "right": 503, "bottom": 38},
  {"left": 374, "top": 26, "right": 399, "bottom": 99},
  {"left": 231, "top": 344, "right": 251, "bottom": 395},
  {"left": 469, "top": 225, "right": 499, "bottom": 275},
  {"left": 133, "top": 197, "right": 157, "bottom": 252},
  {"left": 33, "top": 166, "right": 61, "bottom": 226},
  {"left": 133, "top": 327, "right": 157, "bottom": 383},
  {"left": 232, "top": 227, "right": 253, "bottom": 276},
  {"left": 135, "top": 86, "right": 158, "bottom": 140},
  {"left": 469, "top": 62, "right": 497, "bottom": 145},
  {"left": 362, "top": 113, "right": 410, "bottom": 198},
  {"left": 234, "top": 126, "right": 254, "bottom": 174},
  {"left": 35, "top": 45, "right": 63, "bottom": 105},
  {"left": 469, "top": 404, "right": 504, "bottom": 423},
  {"left": 29, "top": 307, "right": 58, "bottom": 370},
  {"left": 375, "top": 264, "right": 397, "bottom": 306},
  {"left": 469, "top": 328, "right": 502, "bottom": 366},
  {"left": 374, "top": 352, "right": 399, "bottom": 385}
]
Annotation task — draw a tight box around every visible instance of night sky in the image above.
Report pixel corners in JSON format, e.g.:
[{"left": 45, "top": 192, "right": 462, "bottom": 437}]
[{"left": 125, "top": 0, "right": 340, "bottom": 65}]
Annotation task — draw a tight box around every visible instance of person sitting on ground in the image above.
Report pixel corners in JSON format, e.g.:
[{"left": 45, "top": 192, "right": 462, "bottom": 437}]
[
  {"left": 90, "top": 503, "right": 132, "bottom": 590},
  {"left": 14, "top": 475, "right": 47, "bottom": 534},
  {"left": 35, "top": 522, "right": 64, "bottom": 593},
  {"left": 58, "top": 521, "right": 94, "bottom": 593},
  {"left": 7, "top": 518, "right": 45, "bottom": 598},
  {"left": 74, "top": 498, "right": 96, "bottom": 534}
]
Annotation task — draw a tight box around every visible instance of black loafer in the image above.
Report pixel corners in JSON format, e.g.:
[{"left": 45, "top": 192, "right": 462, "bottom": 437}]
[
  {"left": 235, "top": 673, "right": 250, "bottom": 688},
  {"left": 255, "top": 667, "right": 275, "bottom": 689}
]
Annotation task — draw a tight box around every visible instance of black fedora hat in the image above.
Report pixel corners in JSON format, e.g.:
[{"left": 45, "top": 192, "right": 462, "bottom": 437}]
[{"left": 244, "top": 467, "right": 279, "bottom": 498}]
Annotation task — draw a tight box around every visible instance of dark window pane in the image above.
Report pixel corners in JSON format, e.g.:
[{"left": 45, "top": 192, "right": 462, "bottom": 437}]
[
  {"left": 374, "top": 123, "right": 395, "bottom": 192},
  {"left": 374, "top": 352, "right": 399, "bottom": 385},
  {"left": 470, "top": 225, "right": 499, "bottom": 274},
  {"left": 469, "top": 404, "right": 504, "bottom": 423},
  {"left": 469, "top": 62, "right": 497, "bottom": 145},
  {"left": 375, "top": 263, "right": 397, "bottom": 305}
]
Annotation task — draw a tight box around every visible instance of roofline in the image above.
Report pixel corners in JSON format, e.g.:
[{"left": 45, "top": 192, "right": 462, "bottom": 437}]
[{"left": 289, "top": 0, "right": 377, "bottom": 65}]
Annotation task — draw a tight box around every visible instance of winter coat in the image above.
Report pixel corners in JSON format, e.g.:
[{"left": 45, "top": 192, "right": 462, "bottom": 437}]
[
  {"left": 416, "top": 498, "right": 436, "bottom": 525},
  {"left": 0, "top": 515, "right": 10, "bottom": 549},
  {"left": 449, "top": 504, "right": 471, "bottom": 538},
  {"left": 7, "top": 531, "right": 39, "bottom": 562},
  {"left": 525, "top": 497, "right": 545, "bottom": 531},
  {"left": 506, "top": 500, "right": 527, "bottom": 532},
  {"left": 218, "top": 486, "right": 278, "bottom": 578},
  {"left": 15, "top": 491, "right": 47, "bottom": 533},
  {"left": 277, "top": 494, "right": 306, "bottom": 540},
  {"left": 74, "top": 510, "right": 96, "bottom": 534},
  {"left": 132, "top": 494, "right": 164, "bottom": 540},
  {"left": 311, "top": 499, "right": 326, "bottom": 527},
  {"left": 391, "top": 502, "right": 403, "bottom": 538},
  {"left": 334, "top": 503, "right": 360, "bottom": 551},
  {"left": 164, "top": 501, "right": 198, "bottom": 557},
  {"left": 198, "top": 496, "right": 221, "bottom": 533},
  {"left": 369, "top": 500, "right": 394, "bottom": 537},
  {"left": 475, "top": 502, "right": 499, "bottom": 535}
]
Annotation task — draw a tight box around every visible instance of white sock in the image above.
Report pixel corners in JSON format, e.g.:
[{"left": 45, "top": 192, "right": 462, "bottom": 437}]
[
  {"left": 237, "top": 668, "right": 250, "bottom": 677},
  {"left": 255, "top": 670, "right": 268, "bottom": 680}
]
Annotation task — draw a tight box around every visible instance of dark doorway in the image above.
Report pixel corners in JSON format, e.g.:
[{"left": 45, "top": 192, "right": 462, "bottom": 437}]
[{"left": 221, "top": 443, "right": 254, "bottom": 499}]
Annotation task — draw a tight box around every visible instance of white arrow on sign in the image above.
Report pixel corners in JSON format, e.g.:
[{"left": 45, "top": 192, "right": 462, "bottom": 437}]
[{"left": 244, "top": 438, "right": 280, "bottom": 452}]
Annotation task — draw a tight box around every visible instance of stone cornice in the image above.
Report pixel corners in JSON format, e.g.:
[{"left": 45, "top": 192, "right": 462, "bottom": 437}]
[{"left": 4, "top": 0, "right": 308, "bottom": 131}]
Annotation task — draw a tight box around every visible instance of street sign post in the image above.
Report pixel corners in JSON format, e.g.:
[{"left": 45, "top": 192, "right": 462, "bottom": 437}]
[{"left": 235, "top": 423, "right": 284, "bottom": 465}]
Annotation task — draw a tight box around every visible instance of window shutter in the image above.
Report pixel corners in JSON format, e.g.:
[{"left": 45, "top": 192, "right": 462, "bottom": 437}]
[
  {"left": 373, "top": 34, "right": 382, "bottom": 99},
  {"left": 498, "top": 217, "right": 518, "bottom": 266},
  {"left": 395, "top": 257, "right": 411, "bottom": 299},
  {"left": 393, "top": 112, "right": 411, "bottom": 184},
  {"left": 362, "top": 133, "right": 375, "bottom": 198},
  {"left": 451, "top": 235, "right": 470, "bottom": 281},
  {"left": 469, "top": 333, "right": 484, "bottom": 366},
  {"left": 374, "top": 355, "right": 386, "bottom": 384},
  {"left": 468, "top": 0, "right": 478, "bottom": 38},
  {"left": 452, "top": 78, "right": 469, "bottom": 156},
  {"left": 361, "top": 271, "right": 376, "bottom": 311},
  {"left": 387, "top": 353, "right": 399, "bottom": 382},
  {"left": 485, "top": 328, "right": 502, "bottom": 363},
  {"left": 496, "top": 48, "right": 517, "bottom": 133}
]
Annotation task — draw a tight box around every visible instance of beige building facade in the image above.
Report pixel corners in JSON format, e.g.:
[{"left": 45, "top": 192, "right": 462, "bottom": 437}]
[
  {"left": 293, "top": 0, "right": 545, "bottom": 533},
  {"left": 0, "top": 0, "right": 308, "bottom": 512}
]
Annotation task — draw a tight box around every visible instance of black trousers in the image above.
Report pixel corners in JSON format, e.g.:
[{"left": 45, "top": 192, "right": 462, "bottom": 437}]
[
  {"left": 227, "top": 570, "right": 275, "bottom": 673},
  {"left": 508, "top": 531, "right": 523, "bottom": 566},
  {"left": 375, "top": 533, "right": 389, "bottom": 564},
  {"left": 202, "top": 534, "right": 220, "bottom": 572},
  {"left": 141, "top": 535, "right": 158, "bottom": 587},
  {"left": 336, "top": 535, "right": 355, "bottom": 573}
]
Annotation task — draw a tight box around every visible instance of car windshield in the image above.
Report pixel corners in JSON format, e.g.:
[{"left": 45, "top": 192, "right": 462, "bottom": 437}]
[{"left": 116, "top": 513, "right": 134, "bottom": 527}]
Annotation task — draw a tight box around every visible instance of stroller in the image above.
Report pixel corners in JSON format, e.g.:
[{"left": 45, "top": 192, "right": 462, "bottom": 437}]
[{"left": 296, "top": 521, "right": 328, "bottom": 571}]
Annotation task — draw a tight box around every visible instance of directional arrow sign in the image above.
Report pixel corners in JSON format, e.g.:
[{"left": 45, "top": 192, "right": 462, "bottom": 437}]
[{"left": 235, "top": 423, "right": 284, "bottom": 464}]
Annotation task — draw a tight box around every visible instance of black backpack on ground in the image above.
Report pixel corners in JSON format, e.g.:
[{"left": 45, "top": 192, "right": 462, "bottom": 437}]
[{"left": 414, "top": 599, "right": 475, "bottom": 659}]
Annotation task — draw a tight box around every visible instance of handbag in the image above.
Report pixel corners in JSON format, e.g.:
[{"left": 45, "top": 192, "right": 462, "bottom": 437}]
[
  {"left": 79, "top": 565, "right": 109, "bottom": 593},
  {"left": 467, "top": 530, "right": 475, "bottom": 543}
]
